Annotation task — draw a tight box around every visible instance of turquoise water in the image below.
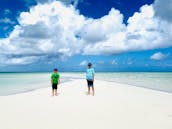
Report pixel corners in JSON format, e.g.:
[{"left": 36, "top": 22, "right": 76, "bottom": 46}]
[
  {"left": 0, "top": 72, "right": 172, "bottom": 95},
  {"left": 0, "top": 73, "right": 50, "bottom": 96},
  {"left": 0, "top": 73, "right": 72, "bottom": 96},
  {"left": 95, "top": 72, "right": 172, "bottom": 93},
  {"left": 62, "top": 72, "right": 172, "bottom": 93}
]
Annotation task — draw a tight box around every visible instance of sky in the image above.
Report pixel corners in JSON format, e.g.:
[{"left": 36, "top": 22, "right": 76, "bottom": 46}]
[{"left": 0, "top": 0, "right": 172, "bottom": 72}]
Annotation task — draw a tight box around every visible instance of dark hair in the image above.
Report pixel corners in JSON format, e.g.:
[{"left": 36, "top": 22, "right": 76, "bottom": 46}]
[
  {"left": 88, "top": 63, "right": 92, "bottom": 67},
  {"left": 54, "top": 68, "right": 58, "bottom": 71}
]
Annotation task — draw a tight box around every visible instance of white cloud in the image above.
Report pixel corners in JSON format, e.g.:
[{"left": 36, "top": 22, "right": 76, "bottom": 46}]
[
  {"left": 34, "top": 0, "right": 80, "bottom": 6},
  {"left": 126, "top": 58, "right": 133, "bottom": 65},
  {"left": 0, "top": 55, "right": 39, "bottom": 66},
  {"left": 153, "top": 0, "right": 172, "bottom": 22},
  {"left": 127, "top": 61, "right": 133, "bottom": 65},
  {"left": 3, "top": 26, "right": 9, "bottom": 31},
  {"left": 0, "top": 0, "right": 172, "bottom": 66},
  {"left": 150, "top": 52, "right": 169, "bottom": 60},
  {"left": 126, "top": 5, "right": 172, "bottom": 50},
  {"left": 82, "top": 4, "right": 172, "bottom": 55},
  {"left": 4, "top": 9, "right": 11, "bottom": 15},
  {"left": 35, "top": 0, "right": 56, "bottom": 4},
  {"left": 0, "top": 1, "right": 85, "bottom": 65},
  {"left": 79, "top": 60, "right": 87, "bottom": 66},
  {"left": 98, "top": 61, "right": 104, "bottom": 64},
  {"left": 0, "top": 17, "right": 15, "bottom": 24},
  {"left": 111, "top": 60, "right": 117, "bottom": 65},
  {"left": 81, "top": 8, "right": 125, "bottom": 43}
]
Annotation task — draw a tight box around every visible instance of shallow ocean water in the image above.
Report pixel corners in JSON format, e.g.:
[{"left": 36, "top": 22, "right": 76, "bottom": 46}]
[{"left": 0, "top": 72, "right": 172, "bottom": 95}]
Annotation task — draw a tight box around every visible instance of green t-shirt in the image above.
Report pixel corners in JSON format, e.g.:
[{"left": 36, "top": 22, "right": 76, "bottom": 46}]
[{"left": 51, "top": 72, "right": 60, "bottom": 84}]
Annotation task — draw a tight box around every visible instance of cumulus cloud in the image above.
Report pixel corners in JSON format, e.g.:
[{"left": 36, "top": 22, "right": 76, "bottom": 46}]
[
  {"left": 81, "top": 8, "right": 125, "bottom": 43},
  {"left": 111, "top": 60, "right": 117, "bottom": 65},
  {"left": 153, "top": 0, "right": 172, "bottom": 22},
  {"left": 3, "top": 26, "right": 9, "bottom": 31},
  {"left": 0, "top": 0, "right": 172, "bottom": 66},
  {"left": 0, "top": 1, "right": 85, "bottom": 65},
  {"left": 4, "top": 9, "right": 12, "bottom": 15},
  {"left": 82, "top": 4, "right": 172, "bottom": 55},
  {"left": 35, "top": 0, "right": 56, "bottom": 4},
  {"left": 79, "top": 60, "right": 87, "bottom": 66},
  {"left": 34, "top": 0, "right": 79, "bottom": 6},
  {"left": 0, "top": 17, "right": 15, "bottom": 24},
  {"left": 150, "top": 52, "right": 169, "bottom": 60},
  {"left": 98, "top": 61, "right": 104, "bottom": 64}
]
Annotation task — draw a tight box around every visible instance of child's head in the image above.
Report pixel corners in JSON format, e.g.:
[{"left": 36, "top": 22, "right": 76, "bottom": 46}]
[
  {"left": 88, "top": 63, "right": 92, "bottom": 68},
  {"left": 54, "top": 68, "right": 58, "bottom": 73}
]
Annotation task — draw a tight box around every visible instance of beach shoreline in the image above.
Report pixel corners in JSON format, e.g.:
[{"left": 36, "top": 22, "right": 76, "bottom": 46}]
[
  {"left": 1, "top": 72, "right": 172, "bottom": 96},
  {"left": 1, "top": 78, "right": 172, "bottom": 97},
  {"left": 0, "top": 79, "right": 172, "bottom": 129}
]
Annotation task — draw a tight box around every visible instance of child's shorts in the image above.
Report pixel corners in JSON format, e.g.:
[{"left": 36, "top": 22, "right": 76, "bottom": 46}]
[
  {"left": 87, "top": 80, "right": 93, "bottom": 87},
  {"left": 52, "top": 83, "right": 58, "bottom": 89}
]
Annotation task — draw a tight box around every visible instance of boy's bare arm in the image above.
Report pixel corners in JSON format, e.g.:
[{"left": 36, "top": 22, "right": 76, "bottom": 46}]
[
  {"left": 92, "top": 75, "right": 94, "bottom": 81},
  {"left": 58, "top": 79, "right": 60, "bottom": 84}
]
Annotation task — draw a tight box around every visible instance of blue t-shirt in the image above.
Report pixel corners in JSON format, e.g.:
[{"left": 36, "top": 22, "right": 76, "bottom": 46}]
[{"left": 86, "top": 68, "right": 95, "bottom": 80}]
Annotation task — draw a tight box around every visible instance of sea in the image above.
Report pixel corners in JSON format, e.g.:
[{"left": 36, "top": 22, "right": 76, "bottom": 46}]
[{"left": 0, "top": 72, "right": 172, "bottom": 96}]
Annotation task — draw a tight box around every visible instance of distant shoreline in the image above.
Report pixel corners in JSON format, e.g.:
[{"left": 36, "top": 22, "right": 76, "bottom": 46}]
[{"left": 1, "top": 71, "right": 172, "bottom": 73}]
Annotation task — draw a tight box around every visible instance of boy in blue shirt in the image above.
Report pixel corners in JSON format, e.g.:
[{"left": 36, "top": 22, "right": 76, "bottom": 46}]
[{"left": 86, "top": 63, "right": 95, "bottom": 96}]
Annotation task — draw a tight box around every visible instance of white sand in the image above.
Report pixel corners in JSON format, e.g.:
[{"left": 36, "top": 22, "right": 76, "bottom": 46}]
[{"left": 0, "top": 79, "right": 172, "bottom": 129}]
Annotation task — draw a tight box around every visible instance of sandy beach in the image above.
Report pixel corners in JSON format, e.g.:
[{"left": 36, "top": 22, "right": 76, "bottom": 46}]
[{"left": 0, "top": 79, "right": 172, "bottom": 129}]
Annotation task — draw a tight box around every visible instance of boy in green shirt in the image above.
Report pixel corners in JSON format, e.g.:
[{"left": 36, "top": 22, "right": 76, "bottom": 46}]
[{"left": 51, "top": 68, "right": 60, "bottom": 96}]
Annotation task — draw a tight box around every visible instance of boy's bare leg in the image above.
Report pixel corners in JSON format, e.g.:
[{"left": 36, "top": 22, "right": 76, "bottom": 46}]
[
  {"left": 52, "top": 89, "right": 54, "bottom": 96},
  {"left": 55, "top": 89, "right": 58, "bottom": 96},
  {"left": 92, "top": 86, "right": 95, "bottom": 96},
  {"left": 87, "top": 86, "right": 90, "bottom": 95}
]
